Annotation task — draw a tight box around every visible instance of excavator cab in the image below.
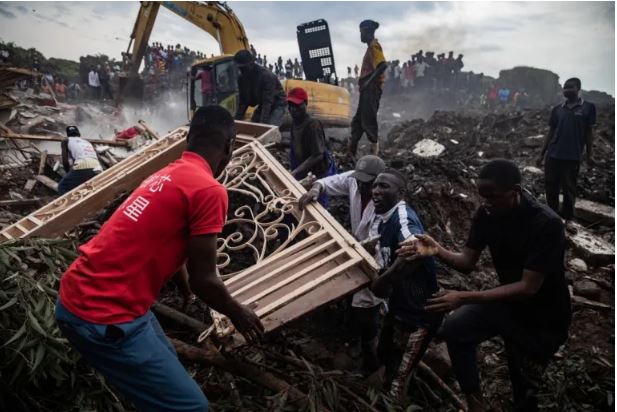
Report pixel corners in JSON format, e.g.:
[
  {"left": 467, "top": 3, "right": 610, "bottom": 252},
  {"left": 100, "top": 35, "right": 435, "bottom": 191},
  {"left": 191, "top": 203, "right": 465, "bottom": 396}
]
[{"left": 189, "top": 56, "right": 239, "bottom": 116}]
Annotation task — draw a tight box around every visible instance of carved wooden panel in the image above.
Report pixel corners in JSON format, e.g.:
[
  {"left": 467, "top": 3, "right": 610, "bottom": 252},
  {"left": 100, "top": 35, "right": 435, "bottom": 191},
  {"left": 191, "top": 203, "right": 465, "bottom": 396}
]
[{"left": 211, "top": 142, "right": 378, "bottom": 336}]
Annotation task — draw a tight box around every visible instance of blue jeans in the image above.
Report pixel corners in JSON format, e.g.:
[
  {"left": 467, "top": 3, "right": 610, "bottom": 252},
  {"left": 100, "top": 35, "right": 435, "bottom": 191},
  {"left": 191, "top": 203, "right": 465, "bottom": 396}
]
[
  {"left": 58, "top": 168, "right": 98, "bottom": 195},
  {"left": 55, "top": 299, "right": 208, "bottom": 412}
]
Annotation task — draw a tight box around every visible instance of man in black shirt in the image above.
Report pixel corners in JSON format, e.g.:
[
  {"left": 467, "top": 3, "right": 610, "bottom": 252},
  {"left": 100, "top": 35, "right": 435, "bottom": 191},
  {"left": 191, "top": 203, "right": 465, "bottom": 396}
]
[
  {"left": 398, "top": 159, "right": 571, "bottom": 412},
  {"left": 234, "top": 50, "right": 286, "bottom": 126},
  {"left": 537, "top": 77, "right": 596, "bottom": 223},
  {"left": 287, "top": 87, "right": 336, "bottom": 206}
]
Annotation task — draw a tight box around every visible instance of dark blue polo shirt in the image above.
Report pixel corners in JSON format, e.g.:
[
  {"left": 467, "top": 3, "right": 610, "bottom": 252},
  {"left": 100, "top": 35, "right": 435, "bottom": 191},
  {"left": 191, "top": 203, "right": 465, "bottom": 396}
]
[
  {"left": 375, "top": 202, "right": 439, "bottom": 328},
  {"left": 547, "top": 99, "right": 596, "bottom": 161}
]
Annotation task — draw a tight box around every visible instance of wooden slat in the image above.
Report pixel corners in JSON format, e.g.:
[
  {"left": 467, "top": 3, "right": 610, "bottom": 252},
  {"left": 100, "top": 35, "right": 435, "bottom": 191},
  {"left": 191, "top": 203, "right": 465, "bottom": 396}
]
[
  {"left": 252, "top": 143, "right": 380, "bottom": 275},
  {"left": 255, "top": 257, "right": 362, "bottom": 317},
  {"left": 233, "top": 241, "right": 341, "bottom": 301},
  {"left": 224, "top": 230, "right": 328, "bottom": 286}
]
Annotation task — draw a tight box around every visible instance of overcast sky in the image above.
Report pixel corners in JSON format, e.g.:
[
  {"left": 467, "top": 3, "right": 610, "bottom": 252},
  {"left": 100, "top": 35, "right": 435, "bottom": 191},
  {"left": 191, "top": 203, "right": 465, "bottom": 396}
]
[{"left": 0, "top": 1, "right": 614, "bottom": 94}]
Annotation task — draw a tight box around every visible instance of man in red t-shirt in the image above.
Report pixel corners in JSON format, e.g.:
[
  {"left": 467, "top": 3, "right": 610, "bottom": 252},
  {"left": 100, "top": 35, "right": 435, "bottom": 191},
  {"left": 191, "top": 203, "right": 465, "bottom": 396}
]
[{"left": 56, "top": 105, "right": 263, "bottom": 412}]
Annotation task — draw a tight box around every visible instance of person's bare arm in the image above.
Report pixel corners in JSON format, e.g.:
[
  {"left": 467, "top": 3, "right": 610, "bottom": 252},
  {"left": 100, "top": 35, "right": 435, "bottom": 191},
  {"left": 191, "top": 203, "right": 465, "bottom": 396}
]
[
  {"left": 235, "top": 104, "right": 248, "bottom": 120},
  {"left": 371, "top": 256, "right": 423, "bottom": 298},
  {"left": 537, "top": 126, "right": 556, "bottom": 167},
  {"left": 425, "top": 270, "right": 545, "bottom": 312},
  {"left": 292, "top": 154, "right": 323, "bottom": 179},
  {"left": 61, "top": 139, "right": 70, "bottom": 172},
  {"left": 360, "top": 62, "right": 387, "bottom": 91},
  {"left": 187, "top": 234, "right": 264, "bottom": 343},
  {"left": 172, "top": 264, "right": 194, "bottom": 311},
  {"left": 585, "top": 126, "right": 595, "bottom": 166}
]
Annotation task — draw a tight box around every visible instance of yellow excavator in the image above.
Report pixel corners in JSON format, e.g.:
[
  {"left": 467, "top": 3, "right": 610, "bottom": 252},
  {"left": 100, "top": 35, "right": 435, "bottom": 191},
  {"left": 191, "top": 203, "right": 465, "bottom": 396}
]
[{"left": 122, "top": 1, "right": 351, "bottom": 128}]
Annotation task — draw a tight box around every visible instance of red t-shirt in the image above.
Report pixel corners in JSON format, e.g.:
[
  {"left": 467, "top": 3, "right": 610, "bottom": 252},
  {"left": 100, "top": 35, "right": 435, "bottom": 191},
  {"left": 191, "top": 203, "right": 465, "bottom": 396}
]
[{"left": 59, "top": 151, "right": 228, "bottom": 324}]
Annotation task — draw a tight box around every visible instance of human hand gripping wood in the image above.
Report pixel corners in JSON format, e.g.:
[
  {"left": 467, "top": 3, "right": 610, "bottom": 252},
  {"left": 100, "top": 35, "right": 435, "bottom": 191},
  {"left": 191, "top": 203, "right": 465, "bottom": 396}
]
[
  {"left": 397, "top": 233, "right": 439, "bottom": 260},
  {"left": 228, "top": 304, "right": 265, "bottom": 344}
]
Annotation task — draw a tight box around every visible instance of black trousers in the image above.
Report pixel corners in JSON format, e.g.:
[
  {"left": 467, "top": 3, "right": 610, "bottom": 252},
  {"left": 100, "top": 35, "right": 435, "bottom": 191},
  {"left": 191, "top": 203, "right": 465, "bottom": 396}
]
[
  {"left": 350, "top": 305, "right": 381, "bottom": 374},
  {"left": 439, "top": 304, "right": 561, "bottom": 411},
  {"left": 58, "top": 168, "right": 98, "bottom": 195},
  {"left": 350, "top": 84, "right": 381, "bottom": 153},
  {"left": 544, "top": 157, "right": 580, "bottom": 220}
]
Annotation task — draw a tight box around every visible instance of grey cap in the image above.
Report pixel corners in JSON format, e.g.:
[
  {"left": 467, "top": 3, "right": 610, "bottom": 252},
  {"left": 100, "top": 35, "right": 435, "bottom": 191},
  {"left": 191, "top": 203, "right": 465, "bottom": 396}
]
[{"left": 350, "top": 155, "right": 385, "bottom": 182}]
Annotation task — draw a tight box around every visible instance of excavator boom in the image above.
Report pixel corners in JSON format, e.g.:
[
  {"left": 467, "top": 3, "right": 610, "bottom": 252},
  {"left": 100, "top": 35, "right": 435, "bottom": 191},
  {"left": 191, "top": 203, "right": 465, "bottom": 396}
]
[
  {"left": 126, "top": 1, "right": 248, "bottom": 77},
  {"left": 123, "top": 1, "right": 351, "bottom": 127}
]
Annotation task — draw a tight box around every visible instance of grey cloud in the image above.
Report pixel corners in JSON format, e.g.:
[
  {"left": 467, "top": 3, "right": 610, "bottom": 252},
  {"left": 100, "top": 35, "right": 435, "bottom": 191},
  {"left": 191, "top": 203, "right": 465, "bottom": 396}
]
[
  {"left": 0, "top": 4, "right": 16, "bottom": 19},
  {"left": 15, "top": 5, "right": 28, "bottom": 14},
  {"left": 35, "top": 13, "right": 71, "bottom": 29}
]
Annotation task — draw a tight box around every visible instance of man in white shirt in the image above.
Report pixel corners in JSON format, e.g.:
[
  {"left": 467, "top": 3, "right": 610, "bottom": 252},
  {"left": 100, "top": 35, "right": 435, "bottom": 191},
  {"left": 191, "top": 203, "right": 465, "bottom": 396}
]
[
  {"left": 88, "top": 68, "right": 101, "bottom": 99},
  {"left": 58, "top": 126, "right": 103, "bottom": 195},
  {"left": 414, "top": 56, "right": 429, "bottom": 90},
  {"left": 299, "top": 155, "right": 386, "bottom": 375}
]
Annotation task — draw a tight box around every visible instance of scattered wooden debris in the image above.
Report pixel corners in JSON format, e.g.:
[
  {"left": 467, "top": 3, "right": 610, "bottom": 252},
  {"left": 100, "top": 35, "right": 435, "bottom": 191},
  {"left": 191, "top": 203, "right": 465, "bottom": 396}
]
[{"left": 34, "top": 175, "right": 59, "bottom": 192}]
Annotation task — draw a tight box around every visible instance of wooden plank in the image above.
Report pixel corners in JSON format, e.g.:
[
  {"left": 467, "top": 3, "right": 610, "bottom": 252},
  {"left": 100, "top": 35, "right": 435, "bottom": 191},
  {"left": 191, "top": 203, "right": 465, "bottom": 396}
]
[
  {"left": 252, "top": 143, "right": 380, "bottom": 275},
  {"left": 35, "top": 175, "right": 58, "bottom": 192},
  {"left": 255, "top": 257, "right": 361, "bottom": 317},
  {"left": 260, "top": 268, "right": 370, "bottom": 332},
  {"left": 0, "top": 132, "right": 130, "bottom": 147},
  {"left": 138, "top": 120, "right": 160, "bottom": 140},
  {"left": 24, "top": 179, "right": 37, "bottom": 192},
  {"left": 237, "top": 246, "right": 345, "bottom": 305},
  {"left": 37, "top": 150, "right": 48, "bottom": 175},
  {"left": 0, "top": 198, "right": 41, "bottom": 207},
  {"left": 224, "top": 230, "right": 328, "bottom": 285}
]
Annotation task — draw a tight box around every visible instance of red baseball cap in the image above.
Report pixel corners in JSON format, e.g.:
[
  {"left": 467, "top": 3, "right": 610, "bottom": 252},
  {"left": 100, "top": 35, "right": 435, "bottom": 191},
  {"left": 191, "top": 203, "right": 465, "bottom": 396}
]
[{"left": 287, "top": 87, "right": 308, "bottom": 105}]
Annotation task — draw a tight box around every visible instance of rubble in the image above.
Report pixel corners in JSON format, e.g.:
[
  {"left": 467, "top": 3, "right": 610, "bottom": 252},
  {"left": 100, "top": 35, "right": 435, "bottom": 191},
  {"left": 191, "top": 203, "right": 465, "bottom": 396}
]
[
  {"left": 568, "top": 223, "right": 615, "bottom": 267},
  {"left": 568, "top": 258, "right": 588, "bottom": 272},
  {"left": 412, "top": 138, "right": 446, "bottom": 158},
  {"left": 571, "top": 197, "right": 614, "bottom": 226}
]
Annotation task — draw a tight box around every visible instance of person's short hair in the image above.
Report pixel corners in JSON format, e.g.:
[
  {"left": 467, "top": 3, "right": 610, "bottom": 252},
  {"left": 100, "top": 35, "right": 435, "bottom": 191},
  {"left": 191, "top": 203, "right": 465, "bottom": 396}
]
[
  {"left": 66, "top": 126, "right": 80, "bottom": 137},
  {"left": 359, "top": 19, "right": 379, "bottom": 31},
  {"left": 565, "top": 77, "right": 581, "bottom": 90},
  {"left": 234, "top": 50, "right": 254, "bottom": 66},
  {"left": 478, "top": 159, "right": 521, "bottom": 190},
  {"left": 187, "top": 106, "right": 235, "bottom": 151},
  {"left": 381, "top": 168, "right": 406, "bottom": 190}
]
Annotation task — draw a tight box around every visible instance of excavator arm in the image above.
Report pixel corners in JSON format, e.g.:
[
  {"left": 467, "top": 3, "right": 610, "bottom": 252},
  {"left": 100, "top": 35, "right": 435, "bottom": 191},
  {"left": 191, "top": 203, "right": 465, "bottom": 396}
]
[{"left": 126, "top": 1, "right": 249, "bottom": 77}]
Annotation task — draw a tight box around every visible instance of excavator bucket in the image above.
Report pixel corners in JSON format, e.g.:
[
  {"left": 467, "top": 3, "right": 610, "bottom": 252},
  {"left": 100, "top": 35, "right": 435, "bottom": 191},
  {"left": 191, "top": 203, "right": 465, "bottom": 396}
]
[
  {"left": 118, "top": 75, "right": 145, "bottom": 102},
  {"left": 297, "top": 19, "right": 338, "bottom": 84}
]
